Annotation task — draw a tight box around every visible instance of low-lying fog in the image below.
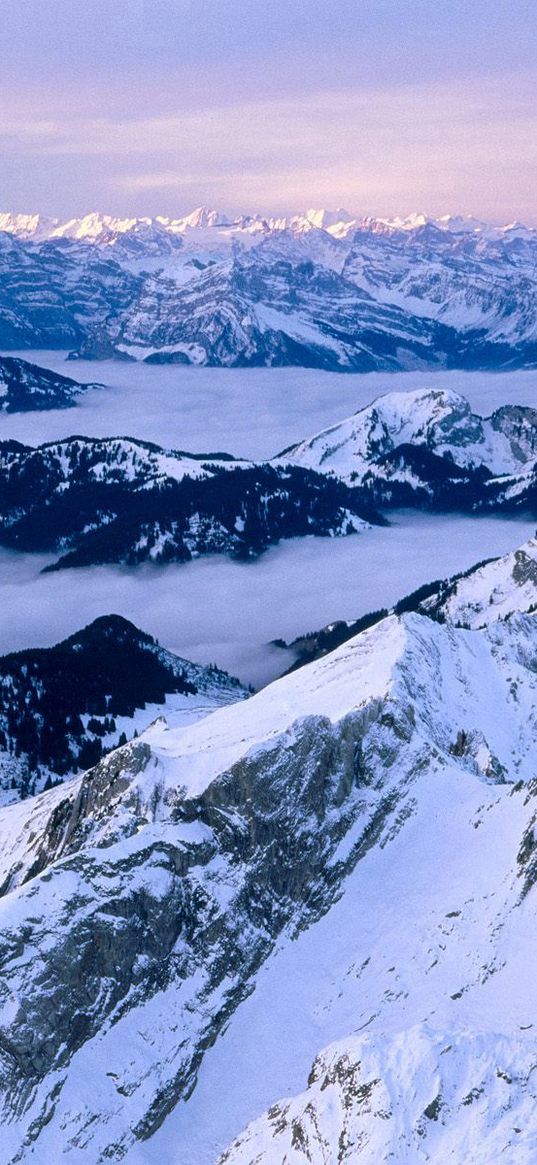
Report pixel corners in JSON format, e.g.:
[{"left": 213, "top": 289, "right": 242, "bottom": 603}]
[
  {"left": 2, "top": 357, "right": 536, "bottom": 685},
  {"left": 1, "top": 512, "right": 534, "bottom": 688},
  {"left": 3, "top": 353, "right": 537, "bottom": 460}
]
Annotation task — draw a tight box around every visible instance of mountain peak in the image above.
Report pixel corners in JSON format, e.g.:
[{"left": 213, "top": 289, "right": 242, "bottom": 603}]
[
  {"left": 176, "top": 206, "right": 231, "bottom": 230},
  {"left": 304, "top": 207, "right": 354, "bottom": 229}
]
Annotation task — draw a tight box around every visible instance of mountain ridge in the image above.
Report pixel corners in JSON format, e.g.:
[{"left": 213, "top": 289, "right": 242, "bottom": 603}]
[
  {"left": 2, "top": 207, "right": 537, "bottom": 368},
  {"left": 0, "top": 434, "right": 379, "bottom": 570},
  {"left": 2, "top": 386, "right": 536, "bottom": 572},
  {"left": 0, "top": 355, "right": 100, "bottom": 412},
  {"left": 1, "top": 607, "right": 537, "bottom": 1160}
]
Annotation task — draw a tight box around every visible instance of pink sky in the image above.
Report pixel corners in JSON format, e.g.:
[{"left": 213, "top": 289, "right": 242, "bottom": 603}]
[{"left": 2, "top": 0, "right": 537, "bottom": 222}]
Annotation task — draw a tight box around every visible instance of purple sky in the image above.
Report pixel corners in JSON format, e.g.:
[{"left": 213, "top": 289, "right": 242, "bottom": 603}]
[{"left": 2, "top": 0, "right": 537, "bottom": 221}]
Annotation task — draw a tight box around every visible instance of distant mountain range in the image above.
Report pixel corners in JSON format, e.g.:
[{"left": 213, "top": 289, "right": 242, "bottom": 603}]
[{"left": 1, "top": 206, "right": 537, "bottom": 368}]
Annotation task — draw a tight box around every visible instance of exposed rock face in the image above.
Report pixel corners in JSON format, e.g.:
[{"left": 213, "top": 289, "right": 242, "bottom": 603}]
[
  {"left": 280, "top": 387, "right": 537, "bottom": 514},
  {"left": 67, "top": 327, "right": 135, "bottom": 362},
  {"left": 281, "top": 387, "right": 537, "bottom": 483},
  {"left": 2, "top": 209, "right": 537, "bottom": 368},
  {"left": 0, "top": 230, "right": 139, "bottom": 350},
  {"left": 220, "top": 1027, "right": 537, "bottom": 1164},
  {"left": 1, "top": 612, "right": 537, "bottom": 1160}
]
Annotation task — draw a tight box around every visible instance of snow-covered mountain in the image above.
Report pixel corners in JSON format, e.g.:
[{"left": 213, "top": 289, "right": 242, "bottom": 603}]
[
  {"left": 419, "top": 537, "right": 537, "bottom": 628},
  {"left": 0, "top": 614, "right": 246, "bottom": 806},
  {"left": 342, "top": 218, "right": 537, "bottom": 347},
  {"left": 2, "top": 386, "right": 536, "bottom": 573},
  {"left": 0, "top": 434, "right": 378, "bottom": 569},
  {"left": 283, "top": 387, "right": 537, "bottom": 481},
  {"left": 221, "top": 1026, "right": 537, "bottom": 1164},
  {"left": 0, "top": 355, "right": 100, "bottom": 412},
  {"left": 113, "top": 251, "right": 449, "bottom": 371},
  {"left": 2, "top": 206, "right": 537, "bottom": 367},
  {"left": 2, "top": 604, "right": 537, "bottom": 1161},
  {"left": 276, "top": 535, "right": 537, "bottom": 671},
  {"left": 0, "top": 206, "right": 532, "bottom": 247},
  {"left": 282, "top": 386, "right": 537, "bottom": 511}
]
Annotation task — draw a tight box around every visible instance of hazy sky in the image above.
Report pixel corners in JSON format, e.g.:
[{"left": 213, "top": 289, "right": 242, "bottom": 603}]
[{"left": 2, "top": 0, "right": 537, "bottom": 221}]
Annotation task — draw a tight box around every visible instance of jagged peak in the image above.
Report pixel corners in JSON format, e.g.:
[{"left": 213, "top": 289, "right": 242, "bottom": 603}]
[
  {"left": 304, "top": 207, "right": 355, "bottom": 229},
  {"left": 171, "top": 206, "right": 231, "bottom": 230},
  {"left": 3, "top": 206, "right": 534, "bottom": 246}
]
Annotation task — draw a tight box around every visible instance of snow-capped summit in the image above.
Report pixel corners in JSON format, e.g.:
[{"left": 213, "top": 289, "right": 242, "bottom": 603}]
[
  {"left": 501, "top": 219, "right": 533, "bottom": 238},
  {"left": 435, "top": 213, "right": 491, "bottom": 234},
  {"left": 49, "top": 211, "right": 140, "bottom": 240},
  {"left": 3, "top": 605, "right": 537, "bottom": 1161},
  {"left": 168, "top": 205, "right": 231, "bottom": 231},
  {"left": 1, "top": 205, "right": 537, "bottom": 367},
  {"left": 385, "top": 210, "right": 430, "bottom": 231},
  {"left": 280, "top": 387, "right": 537, "bottom": 483},
  {"left": 303, "top": 207, "right": 356, "bottom": 234},
  {"left": 0, "top": 211, "right": 60, "bottom": 240}
]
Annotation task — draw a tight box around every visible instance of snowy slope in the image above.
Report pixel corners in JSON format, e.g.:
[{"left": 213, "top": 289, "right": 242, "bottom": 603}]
[
  {"left": 281, "top": 387, "right": 537, "bottom": 482},
  {"left": 278, "top": 535, "right": 537, "bottom": 672},
  {"left": 343, "top": 218, "right": 537, "bottom": 346},
  {"left": 419, "top": 537, "right": 537, "bottom": 628},
  {"left": 2, "top": 610, "right": 537, "bottom": 1160},
  {"left": 2, "top": 206, "right": 537, "bottom": 368}
]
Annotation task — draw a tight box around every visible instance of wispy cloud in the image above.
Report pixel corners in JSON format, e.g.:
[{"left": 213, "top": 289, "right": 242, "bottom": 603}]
[
  {"left": 1, "top": 5, "right": 537, "bottom": 224},
  {"left": 3, "top": 75, "right": 530, "bottom": 220}
]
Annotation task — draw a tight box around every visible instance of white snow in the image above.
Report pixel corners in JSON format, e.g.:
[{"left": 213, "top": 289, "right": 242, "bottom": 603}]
[
  {"left": 3, "top": 607, "right": 537, "bottom": 1163},
  {"left": 3, "top": 244, "right": 537, "bottom": 1165},
  {"left": 131, "top": 614, "right": 537, "bottom": 1162},
  {"left": 281, "top": 386, "right": 537, "bottom": 482},
  {"left": 423, "top": 537, "right": 537, "bottom": 628},
  {"left": 1, "top": 207, "right": 532, "bottom": 248}
]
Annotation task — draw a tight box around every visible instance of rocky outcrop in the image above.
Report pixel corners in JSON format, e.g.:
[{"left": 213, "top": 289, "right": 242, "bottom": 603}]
[
  {"left": 220, "top": 1026, "right": 537, "bottom": 1164},
  {"left": 1, "top": 612, "right": 537, "bottom": 1160},
  {"left": 280, "top": 387, "right": 537, "bottom": 515},
  {"left": 2, "top": 209, "right": 537, "bottom": 368},
  {"left": 277, "top": 537, "right": 537, "bottom": 672}
]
